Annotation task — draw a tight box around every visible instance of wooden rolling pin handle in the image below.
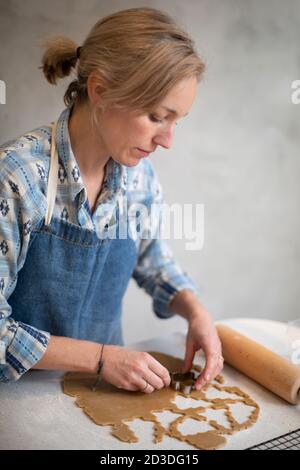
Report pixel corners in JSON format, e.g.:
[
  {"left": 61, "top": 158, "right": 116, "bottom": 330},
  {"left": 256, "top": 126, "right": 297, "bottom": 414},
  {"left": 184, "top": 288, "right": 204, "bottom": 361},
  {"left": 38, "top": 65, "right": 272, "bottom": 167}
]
[{"left": 216, "top": 324, "right": 300, "bottom": 405}]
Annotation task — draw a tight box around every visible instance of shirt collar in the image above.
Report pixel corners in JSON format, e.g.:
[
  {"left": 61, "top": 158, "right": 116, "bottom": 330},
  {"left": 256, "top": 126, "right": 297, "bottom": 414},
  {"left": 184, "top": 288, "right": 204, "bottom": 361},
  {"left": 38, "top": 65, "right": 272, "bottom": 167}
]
[{"left": 54, "top": 107, "right": 126, "bottom": 204}]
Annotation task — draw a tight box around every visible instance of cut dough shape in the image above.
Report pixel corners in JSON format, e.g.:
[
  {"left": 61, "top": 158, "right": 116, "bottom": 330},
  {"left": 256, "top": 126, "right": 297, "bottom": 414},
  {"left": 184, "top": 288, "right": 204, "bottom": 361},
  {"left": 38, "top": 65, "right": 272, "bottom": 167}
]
[{"left": 63, "top": 351, "right": 259, "bottom": 450}]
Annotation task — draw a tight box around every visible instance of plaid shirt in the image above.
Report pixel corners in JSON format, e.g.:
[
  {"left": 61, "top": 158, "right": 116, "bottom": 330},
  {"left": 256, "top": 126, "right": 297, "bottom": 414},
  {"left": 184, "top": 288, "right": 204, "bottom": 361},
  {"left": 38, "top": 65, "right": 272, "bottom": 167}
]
[{"left": 0, "top": 107, "right": 198, "bottom": 382}]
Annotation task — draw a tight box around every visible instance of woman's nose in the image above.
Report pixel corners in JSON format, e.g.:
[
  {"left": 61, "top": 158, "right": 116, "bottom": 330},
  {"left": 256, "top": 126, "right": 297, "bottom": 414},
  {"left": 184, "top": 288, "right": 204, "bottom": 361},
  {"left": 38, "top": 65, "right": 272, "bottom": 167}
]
[{"left": 153, "top": 126, "right": 175, "bottom": 150}]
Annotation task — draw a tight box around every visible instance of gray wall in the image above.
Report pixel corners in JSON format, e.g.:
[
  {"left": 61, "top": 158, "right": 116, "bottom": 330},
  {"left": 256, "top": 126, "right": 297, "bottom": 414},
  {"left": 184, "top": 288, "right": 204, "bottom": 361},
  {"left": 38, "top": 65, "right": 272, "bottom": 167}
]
[{"left": 0, "top": 0, "right": 299, "bottom": 344}]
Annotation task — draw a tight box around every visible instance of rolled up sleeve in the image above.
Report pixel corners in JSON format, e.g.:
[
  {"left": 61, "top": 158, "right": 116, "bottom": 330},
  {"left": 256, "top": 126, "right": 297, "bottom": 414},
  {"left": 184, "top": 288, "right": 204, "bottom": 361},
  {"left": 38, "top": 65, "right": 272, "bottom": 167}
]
[
  {"left": 0, "top": 158, "right": 50, "bottom": 382},
  {"left": 0, "top": 316, "right": 50, "bottom": 382},
  {"left": 133, "top": 237, "right": 199, "bottom": 319}
]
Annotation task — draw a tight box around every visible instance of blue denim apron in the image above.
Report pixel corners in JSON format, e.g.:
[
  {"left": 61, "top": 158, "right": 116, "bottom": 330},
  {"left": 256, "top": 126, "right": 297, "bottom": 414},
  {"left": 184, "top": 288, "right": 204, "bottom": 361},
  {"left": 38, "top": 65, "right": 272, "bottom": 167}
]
[{"left": 8, "top": 122, "right": 137, "bottom": 345}]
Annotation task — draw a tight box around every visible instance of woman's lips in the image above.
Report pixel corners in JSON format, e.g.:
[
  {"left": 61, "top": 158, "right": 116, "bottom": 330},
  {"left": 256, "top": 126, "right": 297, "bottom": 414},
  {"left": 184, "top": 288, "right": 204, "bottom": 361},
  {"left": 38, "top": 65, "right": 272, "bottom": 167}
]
[{"left": 136, "top": 147, "right": 151, "bottom": 157}]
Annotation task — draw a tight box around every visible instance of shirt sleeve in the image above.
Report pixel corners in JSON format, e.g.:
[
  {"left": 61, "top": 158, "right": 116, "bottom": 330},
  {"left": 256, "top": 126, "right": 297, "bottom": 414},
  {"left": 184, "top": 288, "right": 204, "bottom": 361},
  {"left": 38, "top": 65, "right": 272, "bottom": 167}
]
[
  {"left": 132, "top": 163, "right": 200, "bottom": 319},
  {"left": 0, "top": 160, "right": 50, "bottom": 383}
]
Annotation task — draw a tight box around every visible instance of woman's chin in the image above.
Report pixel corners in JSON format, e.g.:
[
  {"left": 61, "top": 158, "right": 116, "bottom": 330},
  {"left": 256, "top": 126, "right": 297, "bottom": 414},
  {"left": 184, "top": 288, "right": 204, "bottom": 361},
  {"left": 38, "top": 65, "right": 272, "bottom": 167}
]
[
  {"left": 111, "top": 149, "right": 147, "bottom": 167},
  {"left": 120, "top": 155, "right": 144, "bottom": 167},
  {"left": 125, "top": 160, "right": 142, "bottom": 168}
]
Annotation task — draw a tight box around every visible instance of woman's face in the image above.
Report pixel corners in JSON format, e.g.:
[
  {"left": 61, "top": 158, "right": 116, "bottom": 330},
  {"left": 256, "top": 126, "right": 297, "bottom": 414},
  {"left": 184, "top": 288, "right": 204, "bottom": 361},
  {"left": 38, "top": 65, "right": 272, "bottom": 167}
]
[{"left": 94, "top": 76, "right": 198, "bottom": 167}]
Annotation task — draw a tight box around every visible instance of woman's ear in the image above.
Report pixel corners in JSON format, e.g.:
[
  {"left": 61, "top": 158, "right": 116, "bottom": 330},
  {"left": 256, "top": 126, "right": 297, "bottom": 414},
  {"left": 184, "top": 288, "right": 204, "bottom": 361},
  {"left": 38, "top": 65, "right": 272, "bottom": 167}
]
[{"left": 87, "top": 72, "right": 105, "bottom": 107}]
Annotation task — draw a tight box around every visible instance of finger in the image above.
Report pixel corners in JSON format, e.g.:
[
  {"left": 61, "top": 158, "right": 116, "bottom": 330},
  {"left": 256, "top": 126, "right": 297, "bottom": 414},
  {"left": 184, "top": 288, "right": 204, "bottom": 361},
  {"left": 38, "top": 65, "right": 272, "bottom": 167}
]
[
  {"left": 128, "top": 373, "right": 156, "bottom": 393},
  {"left": 146, "top": 368, "right": 166, "bottom": 390},
  {"left": 210, "top": 354, "right": 224, "bottom": 381},
  {"left": 140, "top": 379, "right": 155, "bottom": 394},
  {"left": 215, "top": 356, "right": 224, "bottom": 376},
  {"left": 147, "top": 356, "right": 171, "bottom": 387},
  {"left": 182, "top": 341, "right": 195, "bottom": 373},
  {"left": 199, "top": 355, "right": 224, "bottom": 385},
  {"left": 195, "top": 353, "right": 219, "bottom": 390},
  {"left": 120, "top": 380, "right": 141, "bottom": 392},
  {"left": 215, "top": 362, "right": 224, "bottom": 379},
  {"left": 209, "top": 360, "right": 223, "bottom": 383}
]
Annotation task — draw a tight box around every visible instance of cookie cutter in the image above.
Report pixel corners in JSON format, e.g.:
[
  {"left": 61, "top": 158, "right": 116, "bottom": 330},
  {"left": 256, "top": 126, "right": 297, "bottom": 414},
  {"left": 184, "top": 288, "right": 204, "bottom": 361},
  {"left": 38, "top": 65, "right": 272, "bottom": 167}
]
[{"left": 170, "top": 371, "right": 196, "bottom": 395}]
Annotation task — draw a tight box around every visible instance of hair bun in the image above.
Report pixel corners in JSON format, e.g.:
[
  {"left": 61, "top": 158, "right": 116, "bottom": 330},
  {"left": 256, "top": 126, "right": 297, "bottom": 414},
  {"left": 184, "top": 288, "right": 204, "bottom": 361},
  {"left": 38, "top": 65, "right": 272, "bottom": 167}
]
[
  {"left": 76, "top": 47, "right": 82, "bottom": 59},
  {"left": 41, "top": 36, "right": 78, "bottom": 85}
]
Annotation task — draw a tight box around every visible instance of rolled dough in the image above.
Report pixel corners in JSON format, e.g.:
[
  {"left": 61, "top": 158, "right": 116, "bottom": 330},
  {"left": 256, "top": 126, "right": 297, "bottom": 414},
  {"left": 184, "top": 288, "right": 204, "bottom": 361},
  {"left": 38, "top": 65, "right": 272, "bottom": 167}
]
[{"left": 63, "top": 351, "right": 259, "bottom": 450}]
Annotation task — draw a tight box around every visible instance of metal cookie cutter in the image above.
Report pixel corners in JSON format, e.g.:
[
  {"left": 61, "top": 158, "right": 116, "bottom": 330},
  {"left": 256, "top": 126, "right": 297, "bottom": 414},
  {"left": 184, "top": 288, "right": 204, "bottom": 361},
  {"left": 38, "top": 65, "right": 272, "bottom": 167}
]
[{"left": 170, "top": 371, "right": 196, "bottom": 395}]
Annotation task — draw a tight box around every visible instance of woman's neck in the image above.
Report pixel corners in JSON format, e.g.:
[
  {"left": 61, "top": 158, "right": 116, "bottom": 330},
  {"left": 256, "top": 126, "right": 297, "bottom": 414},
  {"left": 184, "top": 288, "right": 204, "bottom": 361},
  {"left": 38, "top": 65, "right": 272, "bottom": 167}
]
[{"left": 68, "top": 102, "right": 110, "bottom": 179}]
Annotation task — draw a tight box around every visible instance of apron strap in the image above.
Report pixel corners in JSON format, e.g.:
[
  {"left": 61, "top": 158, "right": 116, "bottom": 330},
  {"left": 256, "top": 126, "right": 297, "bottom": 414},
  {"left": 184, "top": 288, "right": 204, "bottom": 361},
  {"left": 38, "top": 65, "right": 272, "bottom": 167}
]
[{"left": 45, "top": 121, "right": 59, "bottom": 226}]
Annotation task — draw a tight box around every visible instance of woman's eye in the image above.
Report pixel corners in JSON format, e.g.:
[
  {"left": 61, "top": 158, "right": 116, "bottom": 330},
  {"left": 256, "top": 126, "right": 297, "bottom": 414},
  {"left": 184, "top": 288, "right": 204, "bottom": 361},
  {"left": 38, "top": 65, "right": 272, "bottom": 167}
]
[
  {"left": 149, "top": 114, "right": 164, "bottom": 123},
  {"left": 149, "top": 114, "right": 178, "bottom": 126}
]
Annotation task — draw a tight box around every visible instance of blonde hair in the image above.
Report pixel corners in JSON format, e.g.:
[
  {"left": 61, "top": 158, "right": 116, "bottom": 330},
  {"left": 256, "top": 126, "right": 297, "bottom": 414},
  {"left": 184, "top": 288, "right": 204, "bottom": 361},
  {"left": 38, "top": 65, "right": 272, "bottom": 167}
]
[{"left": 41, "top": 7, "right": 205, "bottom": 113}]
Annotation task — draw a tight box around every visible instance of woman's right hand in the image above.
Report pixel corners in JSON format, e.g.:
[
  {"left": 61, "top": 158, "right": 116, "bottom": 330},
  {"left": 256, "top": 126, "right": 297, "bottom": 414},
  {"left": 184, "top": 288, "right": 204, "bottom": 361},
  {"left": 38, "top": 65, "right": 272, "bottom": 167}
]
[{"left": 100, "top": 345, "right": 171, "bottom": 393}]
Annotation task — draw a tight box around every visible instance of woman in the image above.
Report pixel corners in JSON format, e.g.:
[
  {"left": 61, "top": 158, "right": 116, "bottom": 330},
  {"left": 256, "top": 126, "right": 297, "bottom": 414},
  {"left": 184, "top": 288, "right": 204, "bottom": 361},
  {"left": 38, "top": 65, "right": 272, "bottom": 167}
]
[{"left": 0, "top": 7, "right": 223, "bottom": 392}]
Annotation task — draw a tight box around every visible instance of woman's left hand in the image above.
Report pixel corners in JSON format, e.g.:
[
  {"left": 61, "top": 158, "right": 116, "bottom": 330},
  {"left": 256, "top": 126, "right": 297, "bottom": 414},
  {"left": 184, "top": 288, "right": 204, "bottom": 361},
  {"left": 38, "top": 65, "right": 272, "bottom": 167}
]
[{"left": 182, "top": 308, "right": 224, "bottom": 390}]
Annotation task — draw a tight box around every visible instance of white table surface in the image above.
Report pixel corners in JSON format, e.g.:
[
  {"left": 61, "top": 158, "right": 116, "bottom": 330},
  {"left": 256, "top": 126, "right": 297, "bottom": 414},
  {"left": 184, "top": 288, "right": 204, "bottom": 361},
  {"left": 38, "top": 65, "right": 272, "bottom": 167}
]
[{"left": 0, "top": 318, "right": 299, "bottom": 450}]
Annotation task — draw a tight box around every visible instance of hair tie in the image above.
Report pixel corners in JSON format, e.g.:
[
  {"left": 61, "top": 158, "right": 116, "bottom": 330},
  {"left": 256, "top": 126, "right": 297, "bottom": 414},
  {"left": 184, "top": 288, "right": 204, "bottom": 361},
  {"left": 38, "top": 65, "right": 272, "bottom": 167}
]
[{"left": 76, "top": 46, "right": 82, "bottom": 59}]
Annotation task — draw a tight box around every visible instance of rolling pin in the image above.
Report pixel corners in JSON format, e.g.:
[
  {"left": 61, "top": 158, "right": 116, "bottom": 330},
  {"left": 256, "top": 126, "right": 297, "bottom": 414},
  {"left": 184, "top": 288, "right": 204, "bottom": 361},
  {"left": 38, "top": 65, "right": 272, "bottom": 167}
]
[{"left": 216, "top": 324, "right": 300, "bottom": 405}]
